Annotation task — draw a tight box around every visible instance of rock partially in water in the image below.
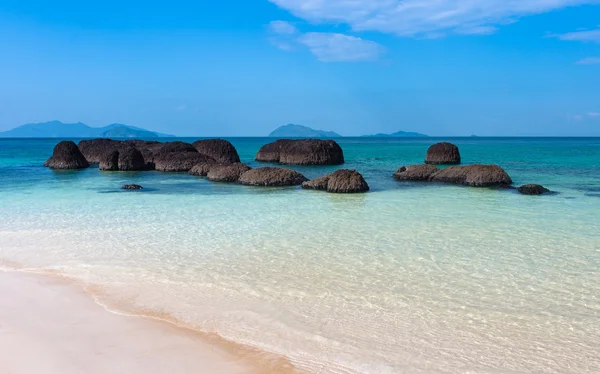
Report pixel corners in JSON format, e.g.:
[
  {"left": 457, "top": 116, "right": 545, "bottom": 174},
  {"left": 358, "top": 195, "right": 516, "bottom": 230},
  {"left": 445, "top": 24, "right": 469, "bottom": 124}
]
[
  {"left": 393, "top": 164, "right": 440, "bottom": 181},
  {"left": 256, "top": 139, "right": 344, "bottom": 165},
  {"left": 193, "top": 139, "right": 240, "bottom": 164},
  {"left": 430, "top": 164, "right": 512, "bottom": 187},
  {"left": 303, "top": 170, "right": 369, "bottom": 193},
  {"left": 188, "top": 163, "right": 216, "bottom": 177},
  {"left": 302, "top": 175, "right": 331, "bottom": 190},
  {"left": 238, "top": 167, "right": 308, "bottom": 186},
  {"left": 44, "top": 141, "right": 89, "bottom": 170},
  {"left": 425, "top": 142, "right": 461, "bottom": 165},
  {"left": 153, "top": 142, "right": 215, "bottom": 172},
  {"left": 124, "top": 140, "right": 163, "bottom": 168},
  {"left": 207, "top": 163, "right": 252, "bottom": 182},
  {"left": 122, "top": 184, "right": 143, "bottom": 190},
  {"left": 99, "top": 150, "right": 119, "bottom": 171},
  {"left": 518, "top": 184, "right": 550, "bottom": 195},
  {"left": 78, "top": 139, "right": 122, "bottom": 164}
]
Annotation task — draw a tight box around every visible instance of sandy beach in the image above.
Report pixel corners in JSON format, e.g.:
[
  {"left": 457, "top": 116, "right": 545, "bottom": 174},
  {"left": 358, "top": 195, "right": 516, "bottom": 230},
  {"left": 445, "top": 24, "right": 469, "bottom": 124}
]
[{"left": 0, "top": 270, "right": 300, "bottom": 374}]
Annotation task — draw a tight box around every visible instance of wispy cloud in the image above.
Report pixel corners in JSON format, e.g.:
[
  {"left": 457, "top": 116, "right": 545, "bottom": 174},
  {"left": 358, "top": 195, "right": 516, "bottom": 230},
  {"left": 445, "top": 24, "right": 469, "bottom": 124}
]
[
  {"left": 268, "top": 20, "right": 385, "bottom": 62},
  {"left": 269, "top": 0, "right": 598, "bottom": 37},
  {"left": 589, "top": 112, "right": 600, "bottom": 117},
  {"left": 576, "top": 57, "right": 600, "bottom": 64},
  {"left": 298, "top": 33, "right": 386, "bottom": 62},
  {"left": 175, "top": 104, "right": 187, "bottom": 112},
  {"left": 554, "top": 28, "right": 600, "bottom": 43}
]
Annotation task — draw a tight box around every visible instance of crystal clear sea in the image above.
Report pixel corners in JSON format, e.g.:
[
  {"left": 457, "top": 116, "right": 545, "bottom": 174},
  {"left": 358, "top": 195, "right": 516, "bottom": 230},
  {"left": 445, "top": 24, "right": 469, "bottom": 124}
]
[{"left": 1, "top": 137, "right": 599, "bottom": 373}]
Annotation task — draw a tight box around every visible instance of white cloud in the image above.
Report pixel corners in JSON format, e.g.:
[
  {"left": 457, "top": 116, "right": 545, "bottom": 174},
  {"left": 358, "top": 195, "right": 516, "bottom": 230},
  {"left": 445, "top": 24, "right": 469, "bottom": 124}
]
[
  {"left": 555, "top": 28, "right": 600, "bottom": 43},
  {"left": 589, "top": 112, "right": 600, "bottom": 117},
  {"left": 269, "top": 0, "right": 599, "bottom": 37},
  {"left": 298, "top": 33, "right": 386, "bottom": 61},
  {"left": 576, "top": 57, "right": 600, "bottom": 64},
  {"left": 175, "top": 104, "right": 187, "bottom": 112},
  {"left": 268, "top": 20, "right": 298, "bottom": 35}
]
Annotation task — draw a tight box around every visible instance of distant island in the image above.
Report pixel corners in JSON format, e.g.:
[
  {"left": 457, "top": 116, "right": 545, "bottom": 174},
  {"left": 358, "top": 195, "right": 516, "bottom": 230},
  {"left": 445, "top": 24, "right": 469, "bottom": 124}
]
[
  {"left": 0, "top": 121, "right": 173, "bottom": 138},
  {"left": 269, "top": 124, "right": 341, "bottom": 138},
  {"left": 363, "top": 131, "right": 428, "bottom": 138}
]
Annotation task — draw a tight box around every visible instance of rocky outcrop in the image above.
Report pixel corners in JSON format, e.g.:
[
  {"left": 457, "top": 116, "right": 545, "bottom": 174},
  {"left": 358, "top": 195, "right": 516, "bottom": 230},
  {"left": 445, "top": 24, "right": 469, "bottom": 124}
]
[
  {"left": 301, "top": 175, "right": 331, "bottom": 190},
  {"left": 78, "top": 138, "right": 122, "bottom": 164},
  {"left": 425, "top": 142, "right": 461, "bottom": 165},
  {"left": 256, "top": 139, "right": 344, "bottom": 165},
  {"left": 193, "top": 139, "right": 240, "bottom": 164},
  {"left": 124, "top": 140, "right": 163, "bottom": 168},
  {"left": 153, "top": 142, "right": 215, "bottom": 172},
  {"left": 207, "top": 163, "right": 252, "bottom": 182},
  {"left": 189, "top": 163, "right": 216, "bottom": 177},
  {"left": 122, "top": 184, "right": 143, "bottom": 190},
  {"left": 238, "top": 167, "right": 308, "bottom": 186},
  {"left": 393, "top": 164, "right": 440, "bottom": 181},
  {"left": 302, "top": 170, "right": 369, "bottom": 193},
  {"left": 430, "top": 164, "right": 512, "bottom": 187},
  {"left": 116, "top": 147, "right": 147, "bottom": 171},
  {"left": 44, "top": 141, "right": 89, "bottom": 170},
  {"left": 518, "top": 184, "right": 550, "bottom": 195},
  {"left": 99, "top": 150, "right": 119, "bottom": 171}
]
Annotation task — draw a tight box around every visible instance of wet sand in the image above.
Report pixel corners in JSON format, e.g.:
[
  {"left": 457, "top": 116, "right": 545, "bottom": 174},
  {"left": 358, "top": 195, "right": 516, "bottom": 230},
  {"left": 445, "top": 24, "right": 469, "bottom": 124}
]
[{"left": 0, "top": 270, "right": 301, "bottom": 374}]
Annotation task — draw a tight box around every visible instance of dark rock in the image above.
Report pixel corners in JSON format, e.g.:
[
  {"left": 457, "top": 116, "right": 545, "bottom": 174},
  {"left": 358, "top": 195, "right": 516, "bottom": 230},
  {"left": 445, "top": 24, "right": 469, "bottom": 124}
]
[
  {"left": 255, "top": 139, "right": 294, "bottom": 163},
  {"left": 207, "top": 163, "right": 252, "bottom": 182},
  {"left": 302, "top": 175, "right": 330, "bottom": 190},
  {"left": 326, "top": 169, "right": 369, "bottom": 193},
  {"left": 122, "top": 184, "right": 143, "bottom": 190},
  {"left": 393, "top": 164, "right": 440, "bottom": 181},
  {"left": 238, "top": 167, "right": 308, "bottom": 186},
  {"left": 124, "top": 140, "right": 162, "bottom": 168},
  {"left": 116, "top": 147, "right": 147, "bottom": 171},
  {"left": 518, "top": 184, "right": 550, "bottom": 195},
  {"left": 154, "top": 152, "right": 215, "bottom": 172},
  {"left": 193, "top": 139, "right": 241, "bottom": 164},
  {"left": 189, "top": 163, "right": 217, "bottom": 177},
  {"left": 99, "top": 150, "right": 119, "bottom": 171},
  {"left": 430, "top": 164, "right": 512, "bottom": 187},
  {"left": 44, "top": 141, "right": 89, "bottom": 170},
  {"left": 155, "top": 141, "right": 197, "bottom": 155},
  {"left": 256, "top": 139, "right": 344, "bottom": 165},
  {"left": 425, "top": 142, "right": 461, "bottom": 165},
  {"left": 78, "top": 138, "right": 122, "bottom": 164}
]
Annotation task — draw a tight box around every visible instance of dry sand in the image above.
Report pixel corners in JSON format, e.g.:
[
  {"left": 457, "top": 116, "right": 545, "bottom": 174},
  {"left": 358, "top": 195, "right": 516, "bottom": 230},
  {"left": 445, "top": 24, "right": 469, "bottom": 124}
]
[{"left": 0, "top": 270, "right": 301, "bottom": 374}]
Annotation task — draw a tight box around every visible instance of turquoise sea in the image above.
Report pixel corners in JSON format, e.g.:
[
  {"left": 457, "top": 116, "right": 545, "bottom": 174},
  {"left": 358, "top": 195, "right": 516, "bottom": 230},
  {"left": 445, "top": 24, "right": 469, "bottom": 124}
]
[{"left": 1, "top": 137, "right": 599, "bottom": 373}]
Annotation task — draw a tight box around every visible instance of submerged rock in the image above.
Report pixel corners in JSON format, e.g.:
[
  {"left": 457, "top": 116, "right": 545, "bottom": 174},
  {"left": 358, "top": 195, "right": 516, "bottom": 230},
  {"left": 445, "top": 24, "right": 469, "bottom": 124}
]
[
  {"left": 44, "top": 141, "right": 89, "bottom": 170},
  {"left": 425, "top": 142, "right": 461, "bottom": 165},
  {"left": 193, "top": 139, "right": 240, "bottom": 164},
  {"left": 207, "top": 163, "right": 252, "bottom": 182},
  {"left": 238, "top": 167, "right": 308, "bottom": 186},
  {"left": 393, "top": 164, "right": 440, "bottom": 181},
  {"left": 518, "top": 184, "right": 550, "bottom": 195},
  {"left": 256, "top": 139, "right": 344, "bottom": 165},
  {"left": 122, "top": 184, "right": 143, "bottom": 190},
  {"left": 430, "top": 164, "right": 512, "bottom": 187}
]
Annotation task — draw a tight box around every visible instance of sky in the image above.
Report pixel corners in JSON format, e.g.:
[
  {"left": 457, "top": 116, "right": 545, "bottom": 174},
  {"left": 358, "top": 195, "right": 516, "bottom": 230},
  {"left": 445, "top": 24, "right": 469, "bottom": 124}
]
[{"left": 0, "top": 0, "right": 599, "bottom": 136}]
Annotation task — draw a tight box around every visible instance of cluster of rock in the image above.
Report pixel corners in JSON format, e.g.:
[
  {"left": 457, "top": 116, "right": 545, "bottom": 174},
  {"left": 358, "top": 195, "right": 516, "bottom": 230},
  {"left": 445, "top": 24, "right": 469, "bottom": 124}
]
[
  {"left": 256, "top": 139, "right": 344, "bottom": 165},
  {"left": 394, "top": 142, "right": 551, "bottom": 195}
]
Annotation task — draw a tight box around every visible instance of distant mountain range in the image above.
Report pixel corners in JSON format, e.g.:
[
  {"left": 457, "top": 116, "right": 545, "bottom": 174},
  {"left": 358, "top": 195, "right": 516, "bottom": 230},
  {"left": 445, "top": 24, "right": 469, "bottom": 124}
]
[
  {"left": 269, "top": 124, "right": 341, "bottom": 138},
  {"left": 363, "top": 131, "right": 428, "bottom": 138},
  {"left": 0, "top": 121, "right": 173, "bottom": 138}
]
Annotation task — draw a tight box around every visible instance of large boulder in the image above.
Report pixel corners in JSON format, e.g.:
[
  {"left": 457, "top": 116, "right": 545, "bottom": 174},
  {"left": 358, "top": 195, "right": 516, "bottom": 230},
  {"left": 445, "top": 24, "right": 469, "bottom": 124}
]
[
  {"left": 189, "top": 163, "right": 216, "bottom": 177},
  {"left": 44, "top": 141, "right": 89, "bottom": 170},
  {"left": 153, "top": 142, "right": 215, "bottom": 172},
  {"left": 238, "top": 167, "right": 308, "bottom": 186},
  {"left": 193, "top": 139, "right": 240, "bottom": 164},
  {"left": 78, "top": 138, "right": 122, "bottom": 164},
  {"left": 430, "top": 164, "right": 512, "bottom": 187},
  {"left": 207, "top": 163, "right": 252, "bottom": 182},
  {"left": 256, "top": 139, "right": 344, "bottom": 165},
  {"left": 117, "top": 147, "right": 147, "bottom": 171},
  {"left": 302, "top": 170, "right": 369, "bottom": 193},
  {"left": 518, "top": 184, "right": 550, "bottom": 195},
  {"left": 425, "top": 142, "right": 461, "bottom": 165},
  {"left": 124, "top": 140, "right": 162, "bottom": 168},
  {"left": 99, "top": 150, "right": 119, "bottom": 171},
  {"left": 393, "top": 164, "right": 440, "bottom": 181}
]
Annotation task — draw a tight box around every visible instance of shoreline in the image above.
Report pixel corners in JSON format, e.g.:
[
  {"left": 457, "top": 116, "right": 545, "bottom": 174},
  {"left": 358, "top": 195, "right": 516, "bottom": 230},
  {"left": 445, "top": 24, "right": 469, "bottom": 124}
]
[{"left": 0, "top": 268, "right": 304, "bottom": 374}]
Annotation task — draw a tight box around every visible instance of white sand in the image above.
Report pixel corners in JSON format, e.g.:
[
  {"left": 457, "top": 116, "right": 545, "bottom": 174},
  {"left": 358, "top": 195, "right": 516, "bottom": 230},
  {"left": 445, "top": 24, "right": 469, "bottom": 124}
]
[{"left": 0, "top": 270, "right": 297, "bottom": 374}]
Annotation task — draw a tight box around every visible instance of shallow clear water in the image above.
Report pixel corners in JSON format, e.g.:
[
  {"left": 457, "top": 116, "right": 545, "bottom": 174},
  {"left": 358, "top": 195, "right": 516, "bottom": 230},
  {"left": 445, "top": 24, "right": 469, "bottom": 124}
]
[{"left": 1, "top": 137, "right": 599, "bottom": 373}]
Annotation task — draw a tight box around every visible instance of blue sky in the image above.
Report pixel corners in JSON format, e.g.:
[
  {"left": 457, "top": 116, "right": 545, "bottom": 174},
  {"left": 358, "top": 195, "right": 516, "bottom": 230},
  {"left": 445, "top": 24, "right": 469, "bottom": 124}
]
[{"left": 0, "top": 0, "right": 599, "bottom": 136}]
